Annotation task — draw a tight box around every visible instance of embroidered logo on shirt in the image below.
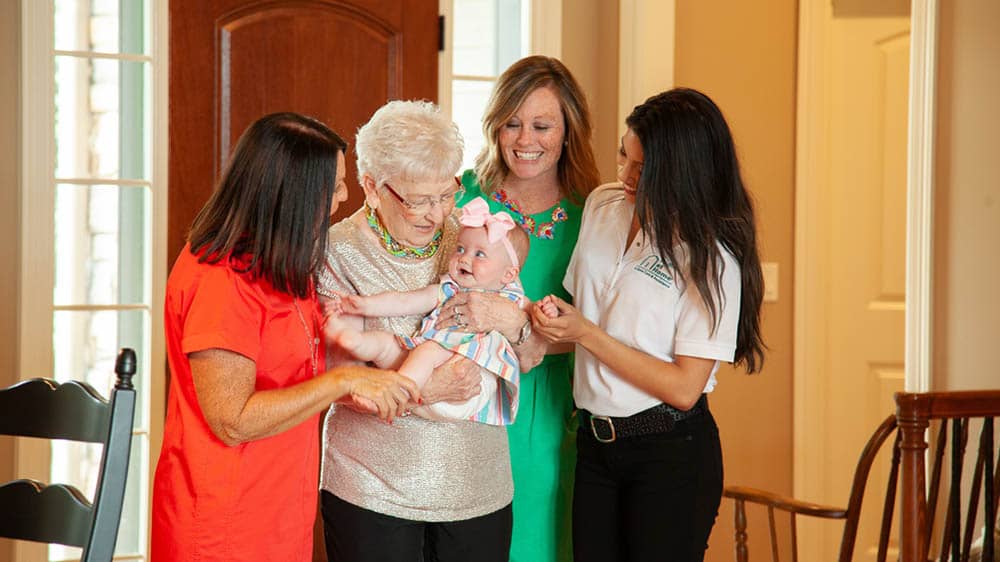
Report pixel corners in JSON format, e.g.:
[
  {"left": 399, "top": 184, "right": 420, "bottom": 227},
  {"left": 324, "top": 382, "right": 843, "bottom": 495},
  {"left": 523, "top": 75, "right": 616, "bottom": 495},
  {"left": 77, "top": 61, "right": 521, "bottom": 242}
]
[{"left": 634, "top": 255, "right": 674, "bottom": 288}]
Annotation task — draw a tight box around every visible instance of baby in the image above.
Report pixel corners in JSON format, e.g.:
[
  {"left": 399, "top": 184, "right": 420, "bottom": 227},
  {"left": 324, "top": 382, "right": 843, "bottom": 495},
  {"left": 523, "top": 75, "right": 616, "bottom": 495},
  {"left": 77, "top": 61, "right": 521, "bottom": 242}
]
[{"left": 328, "top": 197, "right": 529, "bottom": 424}]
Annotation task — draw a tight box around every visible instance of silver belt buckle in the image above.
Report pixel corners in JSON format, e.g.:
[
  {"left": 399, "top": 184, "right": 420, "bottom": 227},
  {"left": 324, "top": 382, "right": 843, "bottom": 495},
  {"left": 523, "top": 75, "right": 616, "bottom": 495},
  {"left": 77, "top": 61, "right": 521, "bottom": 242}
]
[{"left": 590, "top": 415, "right": 616, "bottom": 443}]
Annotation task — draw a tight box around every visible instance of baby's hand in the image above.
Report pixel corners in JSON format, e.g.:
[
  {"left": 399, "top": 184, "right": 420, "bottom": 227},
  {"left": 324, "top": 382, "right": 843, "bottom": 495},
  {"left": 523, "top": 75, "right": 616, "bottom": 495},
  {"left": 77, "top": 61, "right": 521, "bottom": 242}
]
[
  {"left": 324, "top": 292, "right": 366, "bottom": 317},
  {"left": 538, "top": 295, "right": 560, "bottom": 318},
  {"left": 322, "top": 292, "right": 349, "bottom": 317},
  {"left": 339, "top": 295, "right": 366, "bottom": 316}
]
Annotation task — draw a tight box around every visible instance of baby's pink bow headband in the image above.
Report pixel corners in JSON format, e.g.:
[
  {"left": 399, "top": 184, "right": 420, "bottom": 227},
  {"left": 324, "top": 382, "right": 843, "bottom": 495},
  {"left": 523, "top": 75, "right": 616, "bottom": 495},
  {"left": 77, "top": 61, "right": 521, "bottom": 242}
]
[{"left": 459, "top": 197, "right": 520, "bottom": 268}]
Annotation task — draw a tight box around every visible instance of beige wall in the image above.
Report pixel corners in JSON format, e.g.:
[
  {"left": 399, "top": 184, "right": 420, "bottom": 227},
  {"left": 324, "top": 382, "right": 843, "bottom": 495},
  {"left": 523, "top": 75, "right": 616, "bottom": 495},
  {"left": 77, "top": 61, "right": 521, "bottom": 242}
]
[
  {"left": 559, "top": 0, "right": 620, "bottom": 185},
  {"left": 0, "top": 0, "right": 20, "bottom": 560},
  {"left": 672, "top": 1, "right": 797, "bottom": 560},
  {"left": 933, "top": 0, "right": 1000, "bottom": 391}
]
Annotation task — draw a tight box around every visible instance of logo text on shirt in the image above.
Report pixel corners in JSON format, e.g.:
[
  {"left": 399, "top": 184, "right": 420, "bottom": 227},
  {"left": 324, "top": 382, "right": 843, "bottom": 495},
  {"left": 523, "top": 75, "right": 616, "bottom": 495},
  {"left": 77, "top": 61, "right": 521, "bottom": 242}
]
[{"left": 634, "top": 255, "right": 674, "bottom": 288}]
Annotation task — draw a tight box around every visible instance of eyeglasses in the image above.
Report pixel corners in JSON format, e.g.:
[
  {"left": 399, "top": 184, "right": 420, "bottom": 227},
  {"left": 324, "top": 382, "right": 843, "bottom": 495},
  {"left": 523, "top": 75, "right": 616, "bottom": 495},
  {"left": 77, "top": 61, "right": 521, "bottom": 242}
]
[{"left": 382, "top": 182, "right": 465, "bottom": 215}]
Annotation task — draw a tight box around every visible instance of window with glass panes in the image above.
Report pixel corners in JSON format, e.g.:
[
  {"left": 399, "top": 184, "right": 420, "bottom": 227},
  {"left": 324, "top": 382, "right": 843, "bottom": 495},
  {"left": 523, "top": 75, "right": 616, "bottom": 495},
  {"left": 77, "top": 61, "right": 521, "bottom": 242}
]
[
  {"left": 448, "top": 0, "right": 530, "bottom": 172},
  {"left": 49, "top": 0, "right": 155, "bottom": 560}
]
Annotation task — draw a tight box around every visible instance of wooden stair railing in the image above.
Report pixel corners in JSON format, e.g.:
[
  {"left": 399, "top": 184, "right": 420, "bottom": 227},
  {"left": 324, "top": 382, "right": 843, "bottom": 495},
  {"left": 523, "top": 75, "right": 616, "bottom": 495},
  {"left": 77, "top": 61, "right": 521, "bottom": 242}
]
[{"left": 896, "top": 389, "right": 1000, "bottom": 562}]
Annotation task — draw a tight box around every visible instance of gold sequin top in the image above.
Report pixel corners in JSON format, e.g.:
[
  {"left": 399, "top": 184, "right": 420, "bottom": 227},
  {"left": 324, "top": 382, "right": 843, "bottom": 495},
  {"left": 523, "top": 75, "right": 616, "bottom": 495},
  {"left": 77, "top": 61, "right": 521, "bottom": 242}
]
[{"left": 317, "top": 209, "right": 513, "bottom": 521}]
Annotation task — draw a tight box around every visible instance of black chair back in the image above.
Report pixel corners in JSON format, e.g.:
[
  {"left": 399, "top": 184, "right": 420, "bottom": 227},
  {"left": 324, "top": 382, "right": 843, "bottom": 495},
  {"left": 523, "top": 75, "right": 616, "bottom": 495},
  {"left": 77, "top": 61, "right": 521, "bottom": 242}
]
[{"left": 0, "top": 348, "right": 137, "bottom": 561}]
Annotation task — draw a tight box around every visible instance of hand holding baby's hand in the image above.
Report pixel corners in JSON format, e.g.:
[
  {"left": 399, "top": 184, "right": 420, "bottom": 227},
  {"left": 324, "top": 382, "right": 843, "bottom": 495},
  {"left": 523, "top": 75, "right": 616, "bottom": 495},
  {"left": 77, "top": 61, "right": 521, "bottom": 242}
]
[{"left": 537, "top": 295, "right": 560, "bottom": 319}]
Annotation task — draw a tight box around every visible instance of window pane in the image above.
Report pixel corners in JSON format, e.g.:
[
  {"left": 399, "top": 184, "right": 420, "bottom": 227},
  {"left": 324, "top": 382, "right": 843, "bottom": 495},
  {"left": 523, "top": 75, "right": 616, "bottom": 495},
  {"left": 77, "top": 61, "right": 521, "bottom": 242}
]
[
  {"left": 52, "top": 309, "right": 148, "bottom": 426},
  {"left": 452, "top": 80, "right": 495, "bottom": 173},
  {"left": 54, "top": 56, "right": 150, "bottom": 180},
  {"left": 115, "top": 435, "right": 148, "bottom": 556},
  {"left": 454, "top": 0, "right": 498, "bottom": 76},
  {"left": 54, "top": 0, "right": 149, "bottom": 55},
  {"left": 55, "top": 184, "right": 150, "bottom": 306},
  {"left": 453, "top": 0, "right": 525, "bottom": 77}
]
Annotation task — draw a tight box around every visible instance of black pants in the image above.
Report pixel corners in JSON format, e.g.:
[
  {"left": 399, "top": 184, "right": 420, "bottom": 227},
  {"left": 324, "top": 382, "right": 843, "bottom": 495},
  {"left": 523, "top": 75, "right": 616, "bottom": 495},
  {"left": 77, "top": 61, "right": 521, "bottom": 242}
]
[
  {"left": 321, "top": 490, "right": 512, "bottom": 562},
  {"left": 572, "top": 407, "right": 723, "bottom": 562}
]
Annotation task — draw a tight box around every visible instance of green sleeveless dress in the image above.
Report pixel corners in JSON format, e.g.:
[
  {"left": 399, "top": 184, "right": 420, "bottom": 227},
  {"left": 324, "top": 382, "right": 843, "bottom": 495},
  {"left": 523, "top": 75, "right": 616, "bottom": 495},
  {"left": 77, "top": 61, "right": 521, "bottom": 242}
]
[{"left": 458, "top": 170, "right": 579, "bottom": 562}]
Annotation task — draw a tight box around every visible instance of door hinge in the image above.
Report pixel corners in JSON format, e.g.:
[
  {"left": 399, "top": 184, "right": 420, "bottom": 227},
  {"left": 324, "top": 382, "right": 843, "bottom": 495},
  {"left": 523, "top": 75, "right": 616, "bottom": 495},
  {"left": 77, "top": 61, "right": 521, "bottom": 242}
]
[{"left": 438, "top": 15, "right": 445, "bottom": 52}]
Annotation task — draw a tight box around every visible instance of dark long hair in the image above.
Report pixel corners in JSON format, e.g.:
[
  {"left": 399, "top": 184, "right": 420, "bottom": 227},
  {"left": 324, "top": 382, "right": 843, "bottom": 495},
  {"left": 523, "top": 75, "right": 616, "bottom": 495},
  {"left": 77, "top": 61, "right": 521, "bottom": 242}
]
[
  {"left": 626, "top": 88, "right": 765, "bottom": 373},
  {"left": 476, "top": 55, "right": 600, "bottom": 203},
  {"left": 188, "top": 112, "right": 347, "bottom": 298}
]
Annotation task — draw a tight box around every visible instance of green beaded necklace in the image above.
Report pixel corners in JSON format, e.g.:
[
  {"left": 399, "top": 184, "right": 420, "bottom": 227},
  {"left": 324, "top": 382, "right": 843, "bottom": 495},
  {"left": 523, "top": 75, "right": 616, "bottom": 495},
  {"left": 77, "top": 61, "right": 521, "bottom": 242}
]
[{"left": 365, "top": 204, "right": 442, "bottom": 259}]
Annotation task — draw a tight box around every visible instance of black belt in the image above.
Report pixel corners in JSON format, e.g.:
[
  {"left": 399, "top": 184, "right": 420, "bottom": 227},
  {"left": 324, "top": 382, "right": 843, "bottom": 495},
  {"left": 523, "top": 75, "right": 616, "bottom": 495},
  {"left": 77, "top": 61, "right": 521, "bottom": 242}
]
[{"left": 578, "top": 395, "right": 708, "bottom": 443}]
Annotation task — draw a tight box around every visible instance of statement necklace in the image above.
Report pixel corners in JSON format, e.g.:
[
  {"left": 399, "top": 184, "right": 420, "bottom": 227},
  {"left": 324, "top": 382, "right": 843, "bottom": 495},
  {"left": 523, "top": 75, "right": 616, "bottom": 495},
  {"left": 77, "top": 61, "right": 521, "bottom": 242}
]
[
  {"left": 292, "top": 298, "right": 319, "bottom": 377},
  {"left": 491, "top": 188, "right": 568, "bottom": 240},
  {"left": 365, "top": 204, "right": 441, "bottom": 259}
]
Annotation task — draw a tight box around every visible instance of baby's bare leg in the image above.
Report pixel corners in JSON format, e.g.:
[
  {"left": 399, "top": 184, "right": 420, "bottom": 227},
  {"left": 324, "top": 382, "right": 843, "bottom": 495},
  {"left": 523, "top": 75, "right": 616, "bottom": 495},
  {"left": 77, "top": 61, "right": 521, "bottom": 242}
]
[
  {"left": 334, "top": 330, "right": 406, "bottom": 370},
  {"left": 397, "top": 341, "right": 454, "bottom": 389}
]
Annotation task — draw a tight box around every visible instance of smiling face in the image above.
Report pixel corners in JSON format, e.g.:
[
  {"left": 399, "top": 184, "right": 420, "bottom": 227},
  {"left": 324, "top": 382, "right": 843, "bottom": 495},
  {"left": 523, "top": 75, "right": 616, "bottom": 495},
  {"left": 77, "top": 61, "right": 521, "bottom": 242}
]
[
  {"left": 447, "top": 226, "right": 518, "bottom": 290},
  {"left": 498, "top": 85, "right": 565, "bottom": 186},
  {"left": 364, "top": 176, "right": 459, "bottom": 248},
  {"left": 617, "top": 127, "right": 644, "bottom": 201}
]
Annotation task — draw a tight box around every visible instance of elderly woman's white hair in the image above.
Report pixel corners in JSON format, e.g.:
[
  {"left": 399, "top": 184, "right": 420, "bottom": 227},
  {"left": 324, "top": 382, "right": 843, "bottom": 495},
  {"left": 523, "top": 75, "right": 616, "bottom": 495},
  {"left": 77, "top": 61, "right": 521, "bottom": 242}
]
[{"left": 355, "top": 100, "right": 463, "bottom": 187}]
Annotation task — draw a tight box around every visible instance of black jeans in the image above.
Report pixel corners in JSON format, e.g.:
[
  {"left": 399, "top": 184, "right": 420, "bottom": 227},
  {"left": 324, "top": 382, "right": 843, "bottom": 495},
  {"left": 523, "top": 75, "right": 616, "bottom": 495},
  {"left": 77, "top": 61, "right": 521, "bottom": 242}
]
[
  {"left": 572, "top": 405, "right": 723, "bottom": 562},
  {"left": 321, "top": 490, "right": 512, "bottom": 562}
]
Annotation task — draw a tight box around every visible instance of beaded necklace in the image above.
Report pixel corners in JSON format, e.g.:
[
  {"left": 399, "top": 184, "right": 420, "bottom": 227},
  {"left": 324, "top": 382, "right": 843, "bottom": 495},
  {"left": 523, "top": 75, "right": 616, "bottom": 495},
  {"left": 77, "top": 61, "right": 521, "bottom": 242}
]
[
  {"left": 365, "top": 204, "right": 441, "bottom": 259},
  {"left": 491, "top": 188, "right": 568, "bottom": 240}
]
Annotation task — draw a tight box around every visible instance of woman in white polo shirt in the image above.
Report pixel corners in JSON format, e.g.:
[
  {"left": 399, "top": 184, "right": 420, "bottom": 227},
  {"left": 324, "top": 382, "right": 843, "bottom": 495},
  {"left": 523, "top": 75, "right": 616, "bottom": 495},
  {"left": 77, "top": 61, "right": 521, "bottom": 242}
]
[{"left": 531, "top": 88, "right": 765, "bottom": 561}]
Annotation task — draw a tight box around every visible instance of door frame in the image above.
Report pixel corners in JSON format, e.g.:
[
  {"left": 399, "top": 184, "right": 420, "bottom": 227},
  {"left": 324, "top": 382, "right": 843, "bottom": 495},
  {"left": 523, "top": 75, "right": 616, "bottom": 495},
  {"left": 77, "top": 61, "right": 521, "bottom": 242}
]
[{"left": 792, "top": 0, "right": 939, "bottom": 555}]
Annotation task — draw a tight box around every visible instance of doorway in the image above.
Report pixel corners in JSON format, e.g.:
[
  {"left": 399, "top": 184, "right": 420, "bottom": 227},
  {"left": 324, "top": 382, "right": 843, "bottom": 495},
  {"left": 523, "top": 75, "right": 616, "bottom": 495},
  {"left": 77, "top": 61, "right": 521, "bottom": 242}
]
[{"left": 794, "top": 1, "right": 911, "bottom": 559}]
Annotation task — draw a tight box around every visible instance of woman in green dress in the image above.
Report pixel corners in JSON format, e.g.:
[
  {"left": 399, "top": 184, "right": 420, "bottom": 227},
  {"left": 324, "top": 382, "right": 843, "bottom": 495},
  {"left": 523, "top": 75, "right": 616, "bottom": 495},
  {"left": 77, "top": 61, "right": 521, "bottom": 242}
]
[{"left": 435, "top": 56, "right": 600, "bottom": 562}]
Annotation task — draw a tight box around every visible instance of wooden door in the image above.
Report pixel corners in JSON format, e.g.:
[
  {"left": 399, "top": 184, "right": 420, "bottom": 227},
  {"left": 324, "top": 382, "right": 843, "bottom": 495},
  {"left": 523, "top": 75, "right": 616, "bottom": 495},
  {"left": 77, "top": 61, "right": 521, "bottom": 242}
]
[
  {"left": 168, "top": 0, "right": 439, "bottom": 266},
  {"left": 797, "top": 3, "right": 909, "bottom": 560}
]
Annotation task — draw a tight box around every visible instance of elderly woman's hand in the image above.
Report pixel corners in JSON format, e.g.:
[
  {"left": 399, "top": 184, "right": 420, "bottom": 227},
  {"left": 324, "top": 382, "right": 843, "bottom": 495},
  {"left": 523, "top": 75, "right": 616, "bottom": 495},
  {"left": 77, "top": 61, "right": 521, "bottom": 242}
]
[
  {"left": 435, "top": 290, "right": 527, "bottom": 341},
  {"left": 420, "top": 355, "right": 481, "bottom": 405}
]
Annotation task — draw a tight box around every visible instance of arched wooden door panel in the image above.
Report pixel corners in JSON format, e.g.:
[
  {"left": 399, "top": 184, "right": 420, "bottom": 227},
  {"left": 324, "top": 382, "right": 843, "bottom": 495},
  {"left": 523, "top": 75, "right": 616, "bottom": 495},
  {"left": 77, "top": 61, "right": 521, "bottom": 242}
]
[{"left": 169, "top": 0, "right": 438, "bottom": 265}]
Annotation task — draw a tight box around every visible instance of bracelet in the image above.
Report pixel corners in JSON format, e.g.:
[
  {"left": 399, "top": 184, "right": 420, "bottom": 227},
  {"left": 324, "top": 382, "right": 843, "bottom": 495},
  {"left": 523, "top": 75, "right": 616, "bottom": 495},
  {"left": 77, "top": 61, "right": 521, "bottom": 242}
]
[{"left": 513, "top": 318, "right": 532, "bottom": 346}]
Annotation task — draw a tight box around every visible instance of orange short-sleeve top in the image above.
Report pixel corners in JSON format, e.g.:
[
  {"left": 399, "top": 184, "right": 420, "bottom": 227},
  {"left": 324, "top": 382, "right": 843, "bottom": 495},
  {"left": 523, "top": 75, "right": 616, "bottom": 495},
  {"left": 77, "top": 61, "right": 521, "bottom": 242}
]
[{"left": 152, "top": 245, "right": 323, "bottom": 561}]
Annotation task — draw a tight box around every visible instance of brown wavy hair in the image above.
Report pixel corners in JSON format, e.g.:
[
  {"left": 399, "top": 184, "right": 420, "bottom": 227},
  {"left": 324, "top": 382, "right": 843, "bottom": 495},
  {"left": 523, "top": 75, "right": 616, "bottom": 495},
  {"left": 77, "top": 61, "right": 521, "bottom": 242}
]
[{"left": 474, "top": 56, "right": 600, "bottom": 204}]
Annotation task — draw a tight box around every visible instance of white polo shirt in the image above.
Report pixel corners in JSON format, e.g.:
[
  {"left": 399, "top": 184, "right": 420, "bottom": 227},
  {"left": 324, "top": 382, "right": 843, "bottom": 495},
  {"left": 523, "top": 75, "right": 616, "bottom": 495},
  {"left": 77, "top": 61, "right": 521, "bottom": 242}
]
[{"left": 564, "top": 183, "right": 741, "bottom": 417}]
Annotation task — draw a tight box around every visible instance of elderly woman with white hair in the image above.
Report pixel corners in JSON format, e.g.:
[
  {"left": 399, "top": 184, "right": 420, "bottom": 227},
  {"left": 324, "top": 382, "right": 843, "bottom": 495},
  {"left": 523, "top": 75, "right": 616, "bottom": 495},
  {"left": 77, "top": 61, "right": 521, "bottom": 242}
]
[{"left": 318, "top": 100, "right": 530, "bottom": 562}]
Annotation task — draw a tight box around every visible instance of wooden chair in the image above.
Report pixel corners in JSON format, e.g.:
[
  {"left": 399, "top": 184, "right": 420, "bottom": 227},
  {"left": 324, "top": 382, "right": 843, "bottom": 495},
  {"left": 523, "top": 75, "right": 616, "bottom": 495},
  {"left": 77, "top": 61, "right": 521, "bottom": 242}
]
[
  {"left": 0, "top": 348, "right": 138, "bottom": 562},
  {"left": 724, "top": 414, "right": 901, "bottom": 562},
  {"left": 723, "top": 389, "right": 1000, "bottom": 561},
  {"left": 897, "top": 390, "right": 1000, "bottom": 562}
]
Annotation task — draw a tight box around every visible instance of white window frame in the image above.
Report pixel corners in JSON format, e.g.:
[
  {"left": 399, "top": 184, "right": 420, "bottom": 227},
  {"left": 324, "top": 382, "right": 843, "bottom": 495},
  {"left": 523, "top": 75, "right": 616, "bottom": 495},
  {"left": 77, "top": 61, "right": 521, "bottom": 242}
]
[
  {"left": 438, "top": 0, "right": 562, "bottom": 151},
  {"left": 17, "top": 1, "right": 167, "bottom": 560}
]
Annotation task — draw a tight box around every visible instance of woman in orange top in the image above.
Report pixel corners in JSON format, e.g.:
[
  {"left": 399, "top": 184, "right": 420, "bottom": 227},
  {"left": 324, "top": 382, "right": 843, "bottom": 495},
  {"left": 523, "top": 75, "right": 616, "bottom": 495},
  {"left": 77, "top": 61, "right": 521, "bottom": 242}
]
[{"left": 151, "top": 113, "right": 419, "bottom": 561}]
